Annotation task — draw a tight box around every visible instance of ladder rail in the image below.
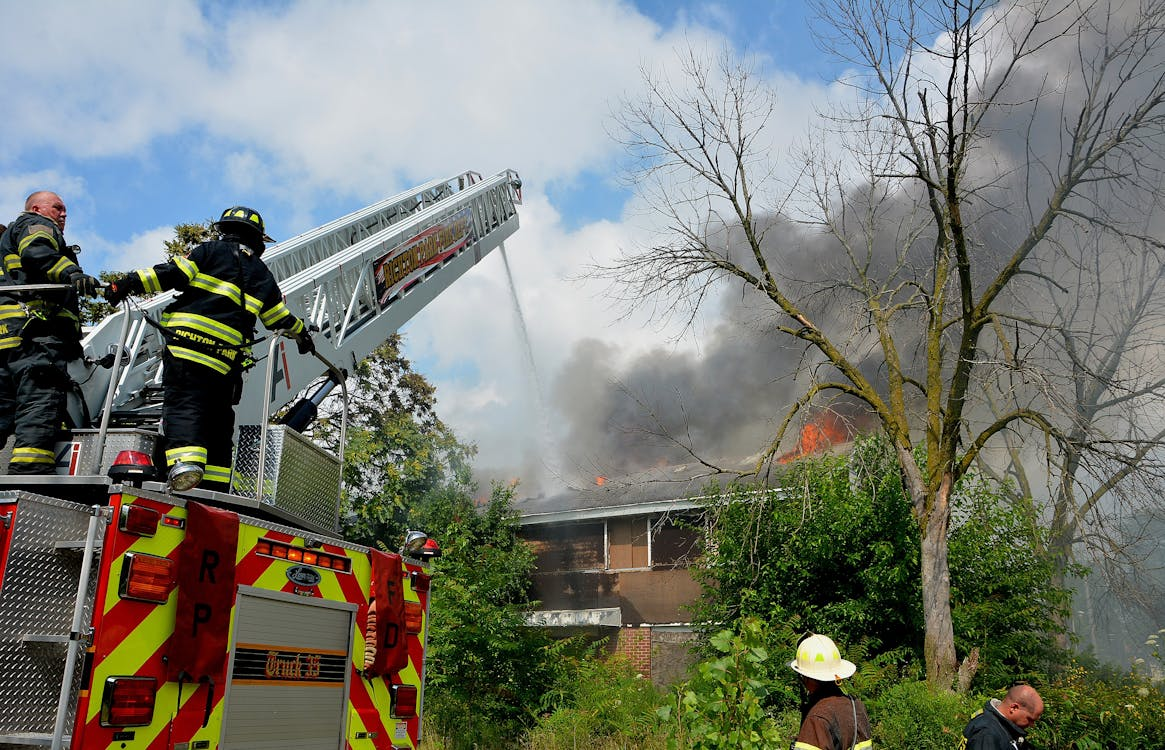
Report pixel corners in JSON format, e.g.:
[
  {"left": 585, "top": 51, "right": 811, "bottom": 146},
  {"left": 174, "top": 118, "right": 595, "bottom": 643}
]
[{"left": 49, "top": 505, "right": 105, "bottom": 750}]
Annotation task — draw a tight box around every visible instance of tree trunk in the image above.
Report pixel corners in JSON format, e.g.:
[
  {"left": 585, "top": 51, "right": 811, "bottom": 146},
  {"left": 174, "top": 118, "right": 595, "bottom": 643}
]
[
  {"left": 897, "top": 445, "right": 959, "bottom": 687},
  {"left": 921, "top": 494, "right": 957, "bottom": 688}
]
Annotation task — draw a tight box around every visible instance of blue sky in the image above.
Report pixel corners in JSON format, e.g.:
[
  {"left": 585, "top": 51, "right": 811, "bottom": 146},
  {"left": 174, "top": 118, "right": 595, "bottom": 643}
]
[{"left": 0, "top": 0, "right": 849, "bottom": 491}]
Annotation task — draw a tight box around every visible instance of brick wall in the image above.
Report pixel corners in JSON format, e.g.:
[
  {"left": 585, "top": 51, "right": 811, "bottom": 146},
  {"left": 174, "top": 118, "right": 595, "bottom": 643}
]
[{"left": 614, "top": 625, "right": 653, "bottom": 677}]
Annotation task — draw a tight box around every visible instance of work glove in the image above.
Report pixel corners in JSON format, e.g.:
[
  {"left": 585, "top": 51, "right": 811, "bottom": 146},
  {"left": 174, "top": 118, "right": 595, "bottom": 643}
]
[
  {"left": 68, "top": 271, "right": 100, "bottom": 297},
  {"left": 103, "top": 274, "right": 137, "bottom": 305},
  {"left": 294, "top": 330, "right": 316, "bottom": 355}
]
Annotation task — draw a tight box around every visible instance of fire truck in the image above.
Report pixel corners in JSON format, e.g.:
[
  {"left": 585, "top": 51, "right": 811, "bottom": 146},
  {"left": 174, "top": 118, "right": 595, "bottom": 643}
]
[{"left": 0, "top": 171, "right": 523, "bottom": 750}]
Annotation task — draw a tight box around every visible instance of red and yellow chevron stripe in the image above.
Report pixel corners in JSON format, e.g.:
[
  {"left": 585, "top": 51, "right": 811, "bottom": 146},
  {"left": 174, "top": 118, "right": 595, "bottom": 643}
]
[{"left": 72, "top": 492, "right": 430, "bottom": 750}]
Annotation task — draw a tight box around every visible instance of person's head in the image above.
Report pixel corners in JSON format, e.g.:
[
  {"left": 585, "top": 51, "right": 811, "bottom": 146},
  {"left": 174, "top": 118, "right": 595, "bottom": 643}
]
[
  {"left": 26, "top": 191, "right": 66, "bottom": 231},
  {"left": 213, "top": 205, "right": 272, "bottom": 253},
  {"left": 789, "top": 633, "right": 856, "bottom": 693},
  {"left": 999, "top": 684, "right": 1044, "bottom": 729}
]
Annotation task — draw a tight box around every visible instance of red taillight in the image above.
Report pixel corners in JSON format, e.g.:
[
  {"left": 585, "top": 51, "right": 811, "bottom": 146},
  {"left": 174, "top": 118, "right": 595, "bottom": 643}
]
[
  {"left": 390, "top": 684, "right": 418, "bottom": 719},
  {"left": 119, "top": 553, "right": 175, "bottom": 603},
  {"left": 410, "top": 571, "right": 431, "bottom": 593},
  {"left": 107, "top": 450, "right": 158, "bottom": 483},
  {"left": 100, "top": 676, "right": 156, "bottom": 726},
  {"left": 404, "top": 601, "right": 423, "bottom": 634},
  {"left": 119, "top": 504, "right": 160, "bottom": 537},
  {"left": 418, "top": 538, "right": 441, "bottom": 560}
]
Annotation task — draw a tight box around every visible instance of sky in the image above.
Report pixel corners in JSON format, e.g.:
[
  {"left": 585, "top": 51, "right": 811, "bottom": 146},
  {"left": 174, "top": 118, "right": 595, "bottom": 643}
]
[{"left": 0, "top": 0, "right": 851, "bottom": 496}]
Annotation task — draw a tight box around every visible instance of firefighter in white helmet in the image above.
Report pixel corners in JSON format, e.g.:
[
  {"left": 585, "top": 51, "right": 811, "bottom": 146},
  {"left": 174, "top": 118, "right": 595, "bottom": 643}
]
[{"left": 789, "top": 633, "right": 873, "bottom": 750}]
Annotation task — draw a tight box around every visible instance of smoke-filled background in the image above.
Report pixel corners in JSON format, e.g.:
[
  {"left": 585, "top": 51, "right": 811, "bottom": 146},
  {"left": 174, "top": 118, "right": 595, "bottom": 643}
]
[{"left": 503, "top": 1, "right": 1165, "bottom": 663}]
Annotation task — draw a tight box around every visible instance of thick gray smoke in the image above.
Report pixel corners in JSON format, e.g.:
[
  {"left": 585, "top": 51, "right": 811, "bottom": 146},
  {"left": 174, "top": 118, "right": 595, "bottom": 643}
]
[{"left": 522, "top": 0, "right": 1165, "bottom": 662}]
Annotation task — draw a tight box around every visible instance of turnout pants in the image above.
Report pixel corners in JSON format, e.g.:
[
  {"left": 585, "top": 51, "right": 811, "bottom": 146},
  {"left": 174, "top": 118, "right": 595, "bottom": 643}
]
[
  {"left": 161, "top": 353, "right": 241, "bottom": 492},
  {"left": 6, "top": 335, "right": 74, "bottom": 474}
]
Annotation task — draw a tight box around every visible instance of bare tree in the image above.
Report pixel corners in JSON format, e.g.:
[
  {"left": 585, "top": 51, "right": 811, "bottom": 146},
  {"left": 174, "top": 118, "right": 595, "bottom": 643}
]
[
  {"left": 600, "top": 0, "right": 1165, "bottom": 686},
  {"left": 978, "top": 229, "right": 1165, "bottom": 647}
]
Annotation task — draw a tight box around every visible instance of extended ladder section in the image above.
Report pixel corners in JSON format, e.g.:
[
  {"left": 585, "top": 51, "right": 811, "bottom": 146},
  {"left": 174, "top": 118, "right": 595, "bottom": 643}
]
[{"left": 76, "top": 169, "right": 522, "bottom": 431}]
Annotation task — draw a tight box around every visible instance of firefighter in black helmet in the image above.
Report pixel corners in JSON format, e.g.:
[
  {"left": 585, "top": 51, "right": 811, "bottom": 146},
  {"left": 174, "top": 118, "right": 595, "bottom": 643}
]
[
  {"left": 0, "top": 192, "right": 100, "bottom": 473},
  {"left": 105, "top": 205, "right": 314, "bottom": 492}
]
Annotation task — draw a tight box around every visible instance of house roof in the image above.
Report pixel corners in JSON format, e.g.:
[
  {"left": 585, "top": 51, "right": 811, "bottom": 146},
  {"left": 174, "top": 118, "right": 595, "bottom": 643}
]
[{"left": 514, "top": 461, "right": 768, "bottom": 525}]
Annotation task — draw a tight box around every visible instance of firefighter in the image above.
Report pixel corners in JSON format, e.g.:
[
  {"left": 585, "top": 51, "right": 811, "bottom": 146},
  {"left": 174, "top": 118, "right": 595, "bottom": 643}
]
[
  {"left": 0, "top": 192, "right": 99, "bottom": 473},
  {"left": 105, "top": 205, "right": 314, "bottom": 492},
  {"left": 789, "top": 633, "right": 872, "bottom": 750},
  {"left": 960, "top": 683, "right": 1044, "bottom": 749},
  {"left": 0, "top": 221, "right": 12, "bottom": 448}
]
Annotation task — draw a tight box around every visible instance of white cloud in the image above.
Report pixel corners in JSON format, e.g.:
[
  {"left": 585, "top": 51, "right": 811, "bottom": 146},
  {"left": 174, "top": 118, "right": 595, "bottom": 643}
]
[
  {"left": 96, "top": 226, "right": 176, "bottom": 272},
  {"left": 0, "top": 0, "right": 845, "bottom": 491}
]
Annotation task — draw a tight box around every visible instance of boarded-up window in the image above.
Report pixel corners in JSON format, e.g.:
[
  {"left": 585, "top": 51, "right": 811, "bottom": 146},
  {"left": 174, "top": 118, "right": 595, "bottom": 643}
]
[
  {"left": 522, "top": 522, "right": 604, "bottom": 572},
  {"left": 608, "top": 516, "right": 650, "bottom": 569},
  {"left": 652, "top": 516, "right": 702, "bottom": 568}
]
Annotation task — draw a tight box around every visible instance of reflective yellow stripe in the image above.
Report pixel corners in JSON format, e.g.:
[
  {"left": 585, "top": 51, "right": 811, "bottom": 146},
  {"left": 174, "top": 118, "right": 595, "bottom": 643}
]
[
  {"left": 165, "top": 445, "right": 207, "bottom": 465},
  {"left": 139, "top": 269, "right": 162, "bottom": 294},
  {"left": 174, "top": 256, "right": 198, "bottom": 281},
  {"left": 189, "top": 273, "right": 243, "bottom": 306},
  {"left": 855, "top": 741, "right": 872, "bottom": 750},
  {"left": 18, "top": 226, "right": 59, "bottom": 253},
  {"left": 169, "top": 346, "right": 231, "bottom": 374},
  {"left": 161, "top": 311, "right": 244, "bottom": 344},
  {"left": 794, "top": 743, "right": 823, "bottom": 750},
  {"left": 12, "top": 447, "right": 55, "bottom": 464},
  {"left": 4, "top": 254, "right": 21, "bottom": 273},
  {"left": 260, "top": 301, "right": 293, "bottom": 326},
  {"left": 46, "top": 256, "right": 77, "bottom": 282},
  {"left": 0, "top": 338, "right": 21, "bottom": 350},
  {"left": 0, "top": 305, "right": 26, "bottom": 318},
  {"left": 242, "top": 293, "right": 262, "bottom": 315},
  {"left": 204, "top": 464, "right": 232, "bottom": 483}
]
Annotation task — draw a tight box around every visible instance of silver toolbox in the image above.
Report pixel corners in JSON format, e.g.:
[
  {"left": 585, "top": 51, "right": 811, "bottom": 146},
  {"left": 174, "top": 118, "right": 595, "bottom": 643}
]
[{"left": 233, "top": 424, "right": 341, "bottom": 533}]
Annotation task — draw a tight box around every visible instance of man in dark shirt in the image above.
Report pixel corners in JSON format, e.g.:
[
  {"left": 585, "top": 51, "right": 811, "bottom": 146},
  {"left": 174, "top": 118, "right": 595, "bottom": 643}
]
[
  {"left": 961, "top": 684, "right": 1044, "bottom": 749},
  {"left": 789, "top": 633, "right": 872, "bottom": 750}
]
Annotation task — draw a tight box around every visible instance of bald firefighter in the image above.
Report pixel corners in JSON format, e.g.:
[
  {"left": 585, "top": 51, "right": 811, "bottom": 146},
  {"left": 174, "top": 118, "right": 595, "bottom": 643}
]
[
  {"left": 105, "top": 206, "right": 314, "bottom": 491},
  {"left": 0, "top": 191, "right": 99, "bottom": 473}
]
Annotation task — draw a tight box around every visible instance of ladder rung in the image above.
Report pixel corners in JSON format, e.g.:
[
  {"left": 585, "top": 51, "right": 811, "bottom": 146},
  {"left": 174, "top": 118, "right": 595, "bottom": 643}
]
[
  {"left": 0, "top": 733, "right": 67, "bottom": 747},
  {"left": 53, "top": 540, "right": 100, "bottom": 554},
  {"left": 21, "top": 634, "right": 69, "bottom": 644}
]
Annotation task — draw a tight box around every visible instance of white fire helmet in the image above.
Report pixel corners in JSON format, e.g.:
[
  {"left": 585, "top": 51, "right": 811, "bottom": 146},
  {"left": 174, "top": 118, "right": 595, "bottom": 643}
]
[{"left": 789, "top": 633, "right": 856, "bottom": 682}]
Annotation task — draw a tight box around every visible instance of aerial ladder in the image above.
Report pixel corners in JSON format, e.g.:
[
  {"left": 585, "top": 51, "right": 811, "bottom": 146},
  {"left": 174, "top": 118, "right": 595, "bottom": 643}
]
[
  {"left": 0, "top": 169, "right": 522, "bottom": 750},
  {"left": 76, "top": 168, "right": 522, "bottom": 446}
]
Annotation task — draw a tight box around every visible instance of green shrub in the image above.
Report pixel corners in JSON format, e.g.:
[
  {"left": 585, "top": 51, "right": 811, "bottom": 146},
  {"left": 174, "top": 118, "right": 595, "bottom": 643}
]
[
  {"left": 659, "top": 618, "right": 785, "bottom": 749},
  {"left": 869, "top": 680, "right": 980, "bottom": 748},
  {"left": 1029, "top": 662, "right": 1165, "bottom": 749},
  {"left": 524, "top": 654, "right": 667, "bottom": 748}
]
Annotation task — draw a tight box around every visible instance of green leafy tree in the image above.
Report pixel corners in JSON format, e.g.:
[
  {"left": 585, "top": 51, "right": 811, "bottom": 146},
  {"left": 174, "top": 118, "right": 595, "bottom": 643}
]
[
  {"left": 411, "top": 482, "right": 560, "bottom": 750},
  {"left": 693, "top": 436, "right": 1070, "bottom": 691},
  {"left": 330, "top": 334, "right": 476, "bottom": 547}
]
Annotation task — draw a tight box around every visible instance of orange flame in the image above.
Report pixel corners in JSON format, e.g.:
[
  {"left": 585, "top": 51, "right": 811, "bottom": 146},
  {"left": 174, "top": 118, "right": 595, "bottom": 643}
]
[
  {"left": 595, "top": 476, "right": 607, "bottom": 487},
  {"left": 777, "top": 411, "right": 854, "bottom": 463}
]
